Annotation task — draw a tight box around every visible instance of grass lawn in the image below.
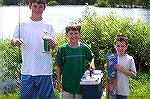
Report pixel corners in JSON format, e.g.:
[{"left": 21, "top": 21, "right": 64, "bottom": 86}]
[{"left": 0, "top": 95, "right": 19, "bottom": 99}]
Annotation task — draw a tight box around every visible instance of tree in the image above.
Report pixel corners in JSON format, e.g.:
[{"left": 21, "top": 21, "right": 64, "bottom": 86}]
[
  {"left": 0, "top": 0, "right": 4, "bottom": 5},
  {"left": 107, "top": 0, "right": 118, "bottom": 7},
  {"left": 3, "top": 0, "right": 19, "bottom": 5},
  {"left": 83, "top": 0, "right": 96, "bottom": 5},
  {"left": 56, "top": 0, "right": 96, "bottom": 5},
  {"left": 75, "top": 0, "right": 84, "bottom": 5},
  {"left": 142, "top": 0, "right": 150, "bottom": 8}
]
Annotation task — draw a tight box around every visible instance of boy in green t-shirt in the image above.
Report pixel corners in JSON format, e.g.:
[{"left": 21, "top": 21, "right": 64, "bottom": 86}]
[{"left": 55, "top": 22, "right": 95, "bottom": 99}]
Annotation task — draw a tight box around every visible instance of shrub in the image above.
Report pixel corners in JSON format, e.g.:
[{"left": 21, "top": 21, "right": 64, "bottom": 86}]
[
  {"left": 129, "top": 73, "right": 150, "bottom": 97},
  {"left": 0, "top": 39, "right": 21, "bottom": 81},
  {"left": 147, "top": 24, "right": 150, "bottom": 42},
  {"left": 0, "top": 39, "right": 21, "bottom": 94}
]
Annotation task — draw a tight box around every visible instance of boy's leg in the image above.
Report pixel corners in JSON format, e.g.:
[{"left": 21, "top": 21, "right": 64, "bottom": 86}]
[
  {"left": 109, "top": 96, "right": 116, "bottom": 99},
  {"left": 20, "top": 75, "right": 37, "bottom": 99},
  {"left": 36, "top": 75, "right": 55, "bottom": 99},
  {"left": 60, "top": 91, "right": 74, "bottom": 99},
  {"left": 74, "top": 94, "right": 82, "bottom": 99}
]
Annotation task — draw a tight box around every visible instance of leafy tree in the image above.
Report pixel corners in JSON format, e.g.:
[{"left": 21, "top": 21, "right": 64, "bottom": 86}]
[
  {"left": 142, "top": 0, "right": 150, "bottom": 8},
  {"left": 75, "top": 0, "right": 84, "bottom": 5},
  {"left": 83, "top": 0, "right": 96, "bottom": 5},
  {"left": 56, "top": 0, "right": 76, "bottom": 5},
  {"left": 95, "top": 0, "right": 109, "bottom": 7},
  {"left": 3, "top": 0, "right": 19, "bottom": 5},
  {"left": 107, "top": 0, "right": 118, "bottom": 7},
  {"left": 56, "top": 0, "right": 96, "bottom": 5},
  {"left": 0, "top": 0, "right": 4, "bottom": 5},
  {"left": 47, "top": 0, "right": 58, "bottom": 6}
]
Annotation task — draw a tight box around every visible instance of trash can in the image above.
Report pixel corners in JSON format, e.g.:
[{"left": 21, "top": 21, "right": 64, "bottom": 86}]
[{"left": 80, "top": 70, "right": 103, "bottom": 99}]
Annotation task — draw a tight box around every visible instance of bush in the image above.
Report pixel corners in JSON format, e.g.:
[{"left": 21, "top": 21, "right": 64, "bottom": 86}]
[
  {"left": 0, "top": 39, "right": 21, "bottom": 80},
  {"left": 129, "top": 73, "right": 150, "bottom": 97},
  {"left": 147, "top": 24, "right": 150, "bottom": 42},
  {"left": 0, "top": 39, "right": 21, "bottom": 94}
]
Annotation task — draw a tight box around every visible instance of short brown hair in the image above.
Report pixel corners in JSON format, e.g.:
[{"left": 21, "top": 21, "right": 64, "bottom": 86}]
[
  {"left": 65, "top": 22, "right": 81, "bottom": 33},
  {"left": 114, "top": 35, "right": 128, "bottom": 45},
  {"left": 29, "top": 0, "right": 46, "bottom": 7}
]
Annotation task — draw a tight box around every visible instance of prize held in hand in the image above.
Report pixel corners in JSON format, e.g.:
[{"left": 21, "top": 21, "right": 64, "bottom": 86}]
[{"left": 106, "top": 53, "right": 118, "bottom": 99}]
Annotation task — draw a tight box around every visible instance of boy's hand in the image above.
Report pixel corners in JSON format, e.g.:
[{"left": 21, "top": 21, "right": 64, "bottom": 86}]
[
  {"left": 116, "top": 64, "right": 122, "bottom": 71},
  {"left": 104, "top": 63, "right": 107, "bottom": 69},
  {"left": 57, "top": 81, "right": 63, "bottom": 92},
  {"left": 48, "top": 38, "right": 56, "bottom": 49},
  {"left": 89, "top": 58, "right": 95, "bottom": 70},
  {"left": 116, "top": 64, "right": 136, "bottom": 77},
  {"left": 89, "top": 63, "right": 95, "bottom": 70},
  {"left": 11, "top": 38, "right": 24, "bottom": 46},
  {"left": 104, "top": 63, "right": 107, "bottom": 73}
]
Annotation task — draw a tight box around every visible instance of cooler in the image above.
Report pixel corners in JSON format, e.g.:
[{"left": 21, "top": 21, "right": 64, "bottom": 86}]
[{"left": 80, "top": 70, "right": 103, "bottom": 99}]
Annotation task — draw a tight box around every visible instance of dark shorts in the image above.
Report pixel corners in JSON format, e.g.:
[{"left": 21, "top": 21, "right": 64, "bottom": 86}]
[{"left": 20, "top": 75, "right": 55, "bottom": 99}]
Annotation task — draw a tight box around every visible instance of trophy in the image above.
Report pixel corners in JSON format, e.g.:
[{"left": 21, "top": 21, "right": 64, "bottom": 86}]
[
  {"left": 43, "top": 31, "right": 52, "bottom": 53},
  {"left": 106, "top": 53, "right": 118, "bottom": 98}
]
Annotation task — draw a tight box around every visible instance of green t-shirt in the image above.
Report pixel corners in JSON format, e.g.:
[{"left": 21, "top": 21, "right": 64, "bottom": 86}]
[{"left": 55, "top": 43, "right": 94, "bottom": 94}]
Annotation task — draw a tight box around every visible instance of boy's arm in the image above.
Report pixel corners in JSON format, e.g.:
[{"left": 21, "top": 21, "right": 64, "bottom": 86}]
[
  {"left": 56, "top": 65, "right": 63, "bottom": 92},
  {"left": 116, "top": 64, "right": 136, "bottom": 77},
  {"left": 11, "top": 23, "right": 22, "bottom": 46},
  {"left": 11, "top": 40, "right": 17, "bottom": 46},
  {"left": 56, "top": 65, "right": 62, "bottom": 82}
]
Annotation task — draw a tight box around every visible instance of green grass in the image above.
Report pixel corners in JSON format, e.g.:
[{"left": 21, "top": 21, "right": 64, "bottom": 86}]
[
  {"left": 0, "top": 89, "right": 60, "bottom": 99},
  {"left": 0, "top": 95, "right": 19, "bottom": 99},
  {"left": 128, "top": 96, "right": 150, "bottom": 99}
]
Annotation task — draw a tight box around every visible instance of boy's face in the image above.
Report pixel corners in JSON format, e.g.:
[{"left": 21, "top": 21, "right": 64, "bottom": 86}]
[
  {"left": 114, "top": 41, "right": 128, "bottom": 54},
  {"left": 29, "top": 2, "right": 45, "bottom": 18},
  {"left": 66, "top": 30, "right": 80, "bottom": 43}
]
